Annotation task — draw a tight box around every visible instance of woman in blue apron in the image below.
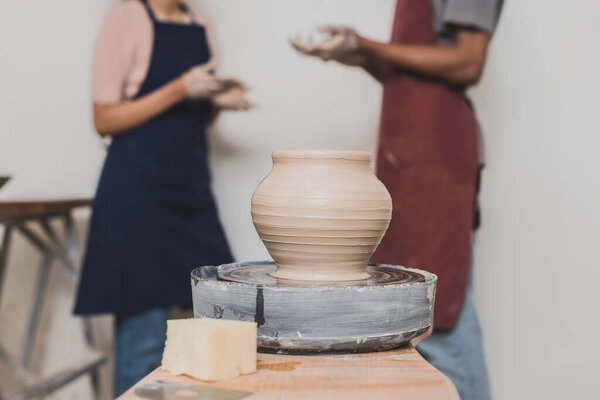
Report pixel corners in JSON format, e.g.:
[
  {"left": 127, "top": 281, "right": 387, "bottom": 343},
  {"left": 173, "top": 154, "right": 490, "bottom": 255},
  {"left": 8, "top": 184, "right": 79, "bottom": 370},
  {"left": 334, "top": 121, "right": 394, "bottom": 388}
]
[{"left": 74, "top": 0, "right": 249, "bottom": 395}]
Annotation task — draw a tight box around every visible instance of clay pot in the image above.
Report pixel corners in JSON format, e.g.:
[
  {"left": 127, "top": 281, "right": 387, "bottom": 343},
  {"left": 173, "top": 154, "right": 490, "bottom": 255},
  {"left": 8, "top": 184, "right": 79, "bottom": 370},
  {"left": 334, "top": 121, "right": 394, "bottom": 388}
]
[{"left": 251, "top": 150, "right": 392, "bottom": 281}]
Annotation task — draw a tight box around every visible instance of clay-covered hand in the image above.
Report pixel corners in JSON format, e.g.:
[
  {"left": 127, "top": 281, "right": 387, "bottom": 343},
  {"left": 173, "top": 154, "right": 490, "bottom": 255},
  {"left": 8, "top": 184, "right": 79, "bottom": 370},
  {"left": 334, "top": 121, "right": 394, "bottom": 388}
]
[
  {"left": 213, "top": 85, "right": 254, "bottom": 111},
  {"left": 181, "top": 62, "right": 243, "bottom": 100},
  {"left": 289, "top": 25, "right": 367, "bottom": 66}
]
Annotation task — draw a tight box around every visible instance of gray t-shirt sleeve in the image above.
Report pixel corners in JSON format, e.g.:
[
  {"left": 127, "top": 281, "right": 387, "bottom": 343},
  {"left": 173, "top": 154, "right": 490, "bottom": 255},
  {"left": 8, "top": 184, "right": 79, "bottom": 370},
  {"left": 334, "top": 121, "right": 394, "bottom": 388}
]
[{"left": 441, "top": 0, "right": 503, "bottom": 34}]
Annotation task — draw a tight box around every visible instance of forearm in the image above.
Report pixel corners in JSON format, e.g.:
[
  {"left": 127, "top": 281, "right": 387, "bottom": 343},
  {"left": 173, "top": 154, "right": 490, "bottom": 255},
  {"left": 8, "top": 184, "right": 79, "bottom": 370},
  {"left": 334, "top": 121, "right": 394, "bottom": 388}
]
[
  {"left": 94, "top": 78, "right": 186, "bottom": 136},
  {"left": 361, "top": 55, "right": 390, "bottom": 83},
  {"left": 358, "top": 30, "right": 489, "bottom": 85}
]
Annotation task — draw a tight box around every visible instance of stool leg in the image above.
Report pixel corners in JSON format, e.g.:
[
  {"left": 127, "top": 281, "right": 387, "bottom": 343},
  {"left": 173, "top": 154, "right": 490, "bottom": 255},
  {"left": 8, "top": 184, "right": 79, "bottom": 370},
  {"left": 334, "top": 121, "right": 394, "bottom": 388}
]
[
  {"left": 63, "top": 213, "right": 81, "bottom": 275},
  {"left": 39, "top": 219, "right": 75, "bottom": 281},
  {"left": 82, "top": 318, "right": 104, "bottom": 400},
  {"left": 0, "top": 343, "right": 32, "bottom": 384},
  {"left": 20, "top": 253, "right": 52, "bottom": 369},
  {"left": 88, "top": 362, "right": 103, "bottom": 400},
  {"left": 0, "top": 226, "right": 24, "bottom": 381},
  {"left": 0, "top": 225, "right": 13, "bottom": 300},
  {"left": 65, "top": 213, "right": 104, "bottom": 400},
  {"left": 0, "top": 225, "right": 34, "bottom": 385}
]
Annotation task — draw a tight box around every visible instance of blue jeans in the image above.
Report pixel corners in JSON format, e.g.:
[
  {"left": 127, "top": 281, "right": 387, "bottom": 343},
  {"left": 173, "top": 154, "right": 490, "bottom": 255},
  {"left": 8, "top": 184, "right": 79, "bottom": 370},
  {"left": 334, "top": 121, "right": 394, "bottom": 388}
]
[
  {"left": 114, "top": 308, "right": 169, "bottom": 397},
  {"left": 417, "top": 286, "right": 491, "bottom": 400}
]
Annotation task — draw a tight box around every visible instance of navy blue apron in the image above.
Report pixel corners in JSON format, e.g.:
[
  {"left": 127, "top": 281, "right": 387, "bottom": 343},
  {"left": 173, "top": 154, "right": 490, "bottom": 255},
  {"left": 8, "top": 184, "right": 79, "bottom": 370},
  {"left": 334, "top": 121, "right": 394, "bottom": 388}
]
[{"left": 74, "top": 0, "right": 233, "bottom": 316}]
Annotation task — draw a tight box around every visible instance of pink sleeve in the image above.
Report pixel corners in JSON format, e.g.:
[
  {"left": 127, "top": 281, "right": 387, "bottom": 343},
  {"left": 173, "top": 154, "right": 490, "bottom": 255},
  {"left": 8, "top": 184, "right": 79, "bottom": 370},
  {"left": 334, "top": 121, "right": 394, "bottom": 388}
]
[{"left": 92, "top": 5, "right": 134, "bottom": 104}]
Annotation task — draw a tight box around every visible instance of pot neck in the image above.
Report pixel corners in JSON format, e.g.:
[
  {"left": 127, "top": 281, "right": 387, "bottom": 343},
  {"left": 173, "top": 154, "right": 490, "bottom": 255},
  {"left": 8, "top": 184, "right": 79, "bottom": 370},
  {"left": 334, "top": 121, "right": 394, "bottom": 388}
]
[{"left": 272, "top": 150, "right": 372, "bottom": 164}]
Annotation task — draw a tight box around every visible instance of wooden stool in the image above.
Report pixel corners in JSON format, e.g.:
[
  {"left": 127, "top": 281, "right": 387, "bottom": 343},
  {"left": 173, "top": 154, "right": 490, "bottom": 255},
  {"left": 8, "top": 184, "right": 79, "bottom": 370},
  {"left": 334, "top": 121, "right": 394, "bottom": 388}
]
[{"left": 0, "top": 198, "right": 105, "bottom": 400}]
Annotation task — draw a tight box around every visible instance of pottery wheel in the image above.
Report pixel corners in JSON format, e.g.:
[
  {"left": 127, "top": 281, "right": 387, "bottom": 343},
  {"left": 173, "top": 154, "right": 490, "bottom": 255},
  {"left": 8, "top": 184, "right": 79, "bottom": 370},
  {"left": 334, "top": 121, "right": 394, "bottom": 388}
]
[
  {"left": 218, "top": 262, "right": 425, "bottom": 287},
  {"left": 191, "top": 261, "right": 437, "bottom": 354}
]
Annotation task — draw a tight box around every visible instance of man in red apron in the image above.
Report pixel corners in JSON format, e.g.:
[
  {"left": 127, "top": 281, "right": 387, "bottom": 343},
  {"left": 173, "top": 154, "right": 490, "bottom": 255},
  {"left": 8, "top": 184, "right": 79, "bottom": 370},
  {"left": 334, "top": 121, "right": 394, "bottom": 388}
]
[{"left": 291, "top": 1, "right": 502, "bottom": 398}]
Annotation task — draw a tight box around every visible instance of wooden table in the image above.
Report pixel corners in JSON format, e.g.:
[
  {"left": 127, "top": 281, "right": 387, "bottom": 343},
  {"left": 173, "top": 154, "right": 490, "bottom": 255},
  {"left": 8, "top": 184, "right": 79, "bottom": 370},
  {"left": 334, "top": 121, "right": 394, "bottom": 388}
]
[
  {"left": 0, "top": 198, "right": 91, "bottom": 220},
  {"left": 119, "top": 345, "right": 459, "bottom": 400},
  {"left": 0, "top": 198, "right": 105, "bottom": 400}
]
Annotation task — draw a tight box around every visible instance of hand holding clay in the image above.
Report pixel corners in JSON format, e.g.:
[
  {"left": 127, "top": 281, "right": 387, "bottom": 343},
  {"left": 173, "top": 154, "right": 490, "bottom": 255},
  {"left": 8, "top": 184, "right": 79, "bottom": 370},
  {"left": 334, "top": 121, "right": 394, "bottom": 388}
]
[
  {"left": 213, "top": 86, "right": 254, "bottom": 111},
  {"left": 289, "top": 25, "right": 367, "bottom": 66},
  {"left": 182, "top": 62, "right": 244, "bottom": 100}
]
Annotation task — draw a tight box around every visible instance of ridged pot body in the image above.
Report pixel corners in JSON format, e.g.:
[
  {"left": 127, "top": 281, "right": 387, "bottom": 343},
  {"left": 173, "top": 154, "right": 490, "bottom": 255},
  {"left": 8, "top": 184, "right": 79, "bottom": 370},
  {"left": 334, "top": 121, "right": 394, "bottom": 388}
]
[{"left": 251, "top": 150, "right": 392, "bottom": 281}]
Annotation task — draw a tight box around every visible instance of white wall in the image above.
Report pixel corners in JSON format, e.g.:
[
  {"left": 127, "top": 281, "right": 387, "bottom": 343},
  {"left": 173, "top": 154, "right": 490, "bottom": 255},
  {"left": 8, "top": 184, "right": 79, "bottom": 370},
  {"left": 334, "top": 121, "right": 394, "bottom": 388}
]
[
  {"left": 0, "top": 2, "right": 117, "bottom": 398},
  {"left": 470, "top": 1, "right": 600, "bottom": 398},
  {"left": 1, "top": 0, "right": 599, "bottom": 399},
  {"left": 197, "top": 0, "right": 395, "bottom": 261},
  {"left": 0, "top": 0, "right": 110, "bottom": 197}
]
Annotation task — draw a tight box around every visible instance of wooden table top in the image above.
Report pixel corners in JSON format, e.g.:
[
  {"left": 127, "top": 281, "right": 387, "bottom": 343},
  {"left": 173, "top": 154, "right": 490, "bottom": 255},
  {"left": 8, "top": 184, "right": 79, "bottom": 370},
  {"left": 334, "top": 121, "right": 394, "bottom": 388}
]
[
  {"left": 118, "top": 345, "right": 459, "bottom": 400},
  {"left": 0, "top": 198, "right": 91, "bottom": 220}
]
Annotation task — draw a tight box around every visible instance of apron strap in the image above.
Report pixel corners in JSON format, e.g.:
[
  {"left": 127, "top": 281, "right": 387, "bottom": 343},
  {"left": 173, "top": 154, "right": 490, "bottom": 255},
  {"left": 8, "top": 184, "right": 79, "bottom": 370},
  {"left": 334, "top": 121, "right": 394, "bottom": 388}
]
[
  {"left": 140, "top": 0, "right": 198, "bottom": 26},
  {"left": 139, "top": 0, "right": 158, "bottom": 22},
  {"left": 179, "top": 2, "right": 200, "bottom": 26}
]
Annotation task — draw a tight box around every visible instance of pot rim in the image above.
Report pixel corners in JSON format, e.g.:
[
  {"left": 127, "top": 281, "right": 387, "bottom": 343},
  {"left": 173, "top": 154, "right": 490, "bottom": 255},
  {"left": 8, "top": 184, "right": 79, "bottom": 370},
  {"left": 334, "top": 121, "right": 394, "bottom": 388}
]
[{"left": 273, "top": 150, "right": 371, "bottom": 161}]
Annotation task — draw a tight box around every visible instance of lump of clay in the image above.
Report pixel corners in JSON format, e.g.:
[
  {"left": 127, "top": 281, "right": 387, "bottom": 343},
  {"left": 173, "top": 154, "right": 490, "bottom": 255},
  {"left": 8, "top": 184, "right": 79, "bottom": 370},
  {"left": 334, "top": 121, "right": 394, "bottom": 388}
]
[{"left": 161, "top": 318, "right": 257, "bottom": 381}]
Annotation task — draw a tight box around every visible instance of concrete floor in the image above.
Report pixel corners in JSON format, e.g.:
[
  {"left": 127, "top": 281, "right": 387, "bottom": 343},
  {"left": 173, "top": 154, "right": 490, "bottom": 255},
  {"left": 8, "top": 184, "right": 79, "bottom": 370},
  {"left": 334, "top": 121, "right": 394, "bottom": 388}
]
[{"left": 0, "top": 213, "right": 113, "bottom": 399}]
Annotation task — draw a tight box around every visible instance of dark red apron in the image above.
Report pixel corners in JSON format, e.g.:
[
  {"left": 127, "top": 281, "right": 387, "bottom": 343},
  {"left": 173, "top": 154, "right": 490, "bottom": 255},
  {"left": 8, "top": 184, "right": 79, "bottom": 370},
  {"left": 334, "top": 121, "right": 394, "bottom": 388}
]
[{"left": 371, "top": 0, "right": 480, "bottom": 330}]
